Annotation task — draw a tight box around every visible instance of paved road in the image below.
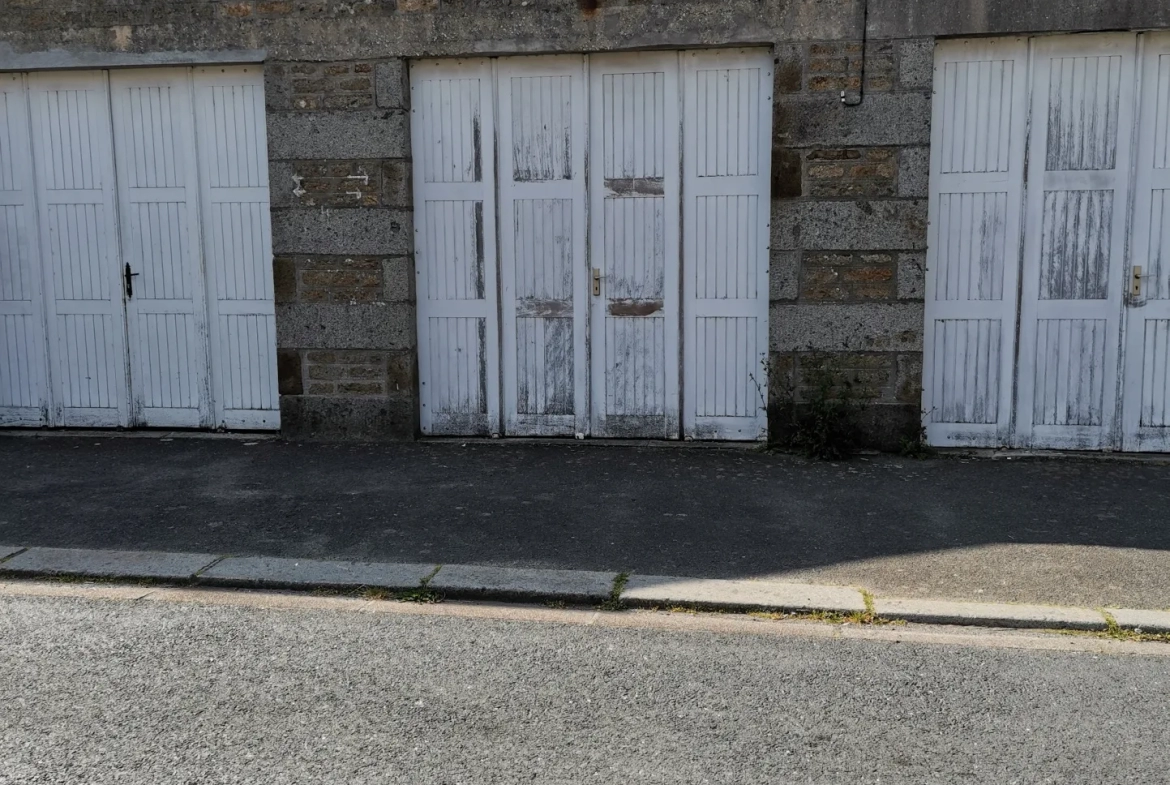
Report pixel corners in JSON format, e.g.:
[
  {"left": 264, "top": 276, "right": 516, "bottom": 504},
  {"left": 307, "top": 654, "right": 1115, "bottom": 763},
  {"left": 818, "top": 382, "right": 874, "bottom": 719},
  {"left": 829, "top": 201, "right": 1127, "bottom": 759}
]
[
  {"left": 3, "top": 435, "right": 1170, "bottom": 608},
  {"left": 1, "top": 586, "right": 1168, "bottom": 784}
]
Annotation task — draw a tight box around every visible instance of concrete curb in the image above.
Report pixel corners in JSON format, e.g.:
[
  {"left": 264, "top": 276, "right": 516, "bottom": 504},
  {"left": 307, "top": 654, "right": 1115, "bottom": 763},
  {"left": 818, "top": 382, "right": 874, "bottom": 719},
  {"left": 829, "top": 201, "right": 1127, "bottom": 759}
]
[{"left": 1, "top": 545, "right": 1168, "bottom": 635}]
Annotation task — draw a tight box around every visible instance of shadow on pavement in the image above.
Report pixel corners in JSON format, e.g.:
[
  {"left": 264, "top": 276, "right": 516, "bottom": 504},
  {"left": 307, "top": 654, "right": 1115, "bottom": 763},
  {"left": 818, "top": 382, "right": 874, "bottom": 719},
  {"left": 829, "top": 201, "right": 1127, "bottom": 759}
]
[{"left": 1, "top": 435, "right": 1168, "bottom": 608}]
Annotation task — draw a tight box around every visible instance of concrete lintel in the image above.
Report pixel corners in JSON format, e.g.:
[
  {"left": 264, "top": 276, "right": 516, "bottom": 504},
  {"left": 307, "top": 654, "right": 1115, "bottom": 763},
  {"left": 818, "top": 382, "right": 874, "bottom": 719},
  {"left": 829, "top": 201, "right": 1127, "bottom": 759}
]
[
  {"left": 622, "top": 575, "right": 868, "bottom": 613},
  {"left": 874, "top": 597, "right": 1108, "bottom": 631},
  {"left": 0, "top": 46, "right": 265, "bottom": 72},
  {"left": 198, "top": 556, "right": 436, "bottom": 590},
  {"left": 0, "top": 547, "right": 219, "bottom": 581},
  {"left": 428, "top": 565, "right": 618, "bottom": 602}
]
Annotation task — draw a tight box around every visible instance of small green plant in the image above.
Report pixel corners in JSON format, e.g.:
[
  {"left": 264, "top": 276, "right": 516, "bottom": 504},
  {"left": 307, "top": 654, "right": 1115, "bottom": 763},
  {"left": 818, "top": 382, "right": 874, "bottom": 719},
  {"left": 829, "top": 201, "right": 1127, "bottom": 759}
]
[
  {"left": 599, "top": 572, "right": 629, "bottom": 611},
  {"left": 783, "top": 365, "right": 861, "bottom": 460},
  {"left": 899, "top": 422, "right": 936, "bottom": 459},
  {"left": 395, "top": 586, "right": 444, "bottom": 603}
]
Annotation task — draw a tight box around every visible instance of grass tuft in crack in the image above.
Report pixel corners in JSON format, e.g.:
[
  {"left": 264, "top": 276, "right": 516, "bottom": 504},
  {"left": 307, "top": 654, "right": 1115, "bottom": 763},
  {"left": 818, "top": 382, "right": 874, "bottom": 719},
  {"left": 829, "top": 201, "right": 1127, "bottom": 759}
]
[{"left": 599, "top": 572, "right": 629, "bottom": 611}]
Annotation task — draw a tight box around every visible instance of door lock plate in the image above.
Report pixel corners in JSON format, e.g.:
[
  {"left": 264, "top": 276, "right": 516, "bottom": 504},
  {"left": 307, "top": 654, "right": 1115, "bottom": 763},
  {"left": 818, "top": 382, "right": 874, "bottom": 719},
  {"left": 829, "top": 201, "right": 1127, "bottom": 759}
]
[
  {"left": 592, "top": 268, "right": 601, "bottom": 296},
  {"left": 1132, "top": 265, "right": 1143, "bottom": 298}
]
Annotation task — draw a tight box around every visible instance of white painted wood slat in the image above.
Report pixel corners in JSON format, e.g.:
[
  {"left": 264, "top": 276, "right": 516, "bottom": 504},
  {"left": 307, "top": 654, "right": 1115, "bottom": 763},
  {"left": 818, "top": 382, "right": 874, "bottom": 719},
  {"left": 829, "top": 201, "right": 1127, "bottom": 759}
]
[
  {"left": 682, "top": 48, "right": 772, "bottom": 440},
  {"left": 27, "top": 71, "right": 129, "bottom": 427},
  {"left": 412, "top": 59, "right": 500, "bottom": 435},
  {"left": 193, "top": 65, "right": 279, "bottom": 430},
  {"left": 924, "top": 38, "right": 1029, "bottom": 448},
  {"left": 1015, "top": 34, "right": 1137, "bottom": 450},
  {"left": 111, "top": 69, "right": 212, "bottom": 428},
  {"left": 497, "top": 55, "right": 588, "bottom": 437},
  {"left": 0, "top": 73, "right": 50, "bottom": 426},
  {"left": 1122, "top": 33, "right": 1170, "bottom": 451},
  {"left": 588, "top": 52, "right": 681, "bottom": 439}
]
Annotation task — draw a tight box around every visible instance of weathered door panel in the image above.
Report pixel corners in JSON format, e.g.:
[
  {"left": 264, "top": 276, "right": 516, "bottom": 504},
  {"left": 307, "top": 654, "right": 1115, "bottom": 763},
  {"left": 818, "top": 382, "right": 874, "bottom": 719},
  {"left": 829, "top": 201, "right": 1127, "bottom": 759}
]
[
  {"left": 27, "top": 71, "right": 129, "bottom": 428},
  {"left": 412, "top": 59, "right": 501, "bottom": 436},
  {"left": 497, "top": 55, "right": 589, "bottom": 437},
  {"left": 192, "top": 65, "right": 280, "bottom": 431},
  {"left": 1015, "top": 34, "right": 1137, "bottom": 450},
  {"left": 681, "top": 49, "right": 772, "bottom": 441},
  {"left": 0, "top": 73, "right": 50, "bottom": 426},
  {"left": 588, "top": 52, "right": 681, "bottom": 439},
  {"left": 923, "top": 38, "right": 1029, "bottom": 448},
  {"left": 1122, "top": 33, "right": 1170, "bottom": 451},
  {"left": 111, "top": 69, "right": 212, "bottom": 429}
]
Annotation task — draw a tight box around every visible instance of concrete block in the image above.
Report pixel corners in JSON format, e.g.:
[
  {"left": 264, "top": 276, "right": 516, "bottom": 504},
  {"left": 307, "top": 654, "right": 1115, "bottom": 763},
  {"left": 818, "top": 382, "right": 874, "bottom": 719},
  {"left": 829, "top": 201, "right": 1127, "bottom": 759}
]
[
  {"left": 774, "top": 93, "right": 931, "bottom": 148},
  {"left": 770, "top": 302, "right": 924, "bottom": 353},
  {"left": 267, "top": 109, "right": 408, "bottom": 160},
  {"left": 382, "top": 256, "right": 414, "bottom": 302},
  {"left": 869, "top": 0, "right": 1170, "bottom": 39},
  {"left": 268, "top": 161, "right": 297, "bottom": 209},
  {"left": 1109, "top": 608, "right": 1170, "bottom": 634},
  {"left": 0, "top": 546, "right": 24, "bottom": 562},
  {"left": 281, "top": 394, "right": 417, "bottom": 440},
  {"left": 898, "top": 39, "right": 935, "bottom": 90},
  {"left": 375, "top": 59, "right": 408, "bottom": 109},
  {"left": 897, "top": 251, "right": 926, "bottom": 299},
  {"left": 199, "top": 556, "right": 435, "bottom": 590},
  {"left": 264, "top": 63, "right": 293, "bottom": 111},
  {"left": 276, "top": 302, "right": 416, "bottom": 351},
  {"left": 895, "top": 353, "right": 924, "bottom": 404},
  {"left": 898, "top": 146, "right": 930, "bottom": 198},
  {"left": 622, "top": 575, "right": 867, "bottom": 613},
  {"left": 0, "top": 547, "right": 219, "bottom": 581},
  {"left": 429, "top": 565, "right": 617, "bottom": 602},
  {"left": 271, "top": 207, "right": 413, "bottom": 256},
  {"left": 771, "top": 200, "right": 928, "bottom": 252},
  {"left": 873, "top": 597, "right": 1108, "bottom": 630},
  {"left": 769, "top": 250, "right": 799, "bottom": 301}
]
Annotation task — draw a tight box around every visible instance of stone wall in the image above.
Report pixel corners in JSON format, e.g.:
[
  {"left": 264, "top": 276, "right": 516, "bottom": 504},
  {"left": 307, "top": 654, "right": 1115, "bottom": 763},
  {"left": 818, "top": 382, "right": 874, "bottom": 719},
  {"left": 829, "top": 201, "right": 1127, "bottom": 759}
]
[
  {"left": 2, "top": 0, "right": 1165, "bottom": 443},
  {"left": 265, "top": 54, "right": 416, "bottom": 438},
  {"left": 767, "top": 36, "right": 930, "bottom": 448}
]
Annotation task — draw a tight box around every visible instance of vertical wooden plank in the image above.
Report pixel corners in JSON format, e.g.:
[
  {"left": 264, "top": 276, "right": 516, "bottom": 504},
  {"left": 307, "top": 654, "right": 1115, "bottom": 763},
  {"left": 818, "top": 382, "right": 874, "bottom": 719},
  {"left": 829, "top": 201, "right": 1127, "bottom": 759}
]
[
  {"left": 27, "top": 71, "right": 129, "bottom": 427},
  {"left": 1122, "top": 33, "right": 1170, "bottom": 449},
  {"left": 0, "top": 73, "right": 51, "bottom": 426},
  {"left": 413, "top": 59, "right": 500, "bottom": 435},
  {"left": 111, "top": 69, "right": 210, "bottom": 427},
  {"left": 193, "top": 64, "right": 279, "bottom": 430},
  {"left": 681, "top": 48, "right": 772, "bottom": 440},
  {"left": 925, "top": 38, "right": 1029, "bottom": 446}
]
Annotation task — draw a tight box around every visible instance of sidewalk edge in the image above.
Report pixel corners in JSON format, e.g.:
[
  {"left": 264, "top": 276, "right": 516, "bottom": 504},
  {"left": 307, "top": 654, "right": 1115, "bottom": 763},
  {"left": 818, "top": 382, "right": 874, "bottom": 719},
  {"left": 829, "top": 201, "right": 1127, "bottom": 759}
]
[{"left": 1, "top": 546, "right": 1167, "bottom": 634}]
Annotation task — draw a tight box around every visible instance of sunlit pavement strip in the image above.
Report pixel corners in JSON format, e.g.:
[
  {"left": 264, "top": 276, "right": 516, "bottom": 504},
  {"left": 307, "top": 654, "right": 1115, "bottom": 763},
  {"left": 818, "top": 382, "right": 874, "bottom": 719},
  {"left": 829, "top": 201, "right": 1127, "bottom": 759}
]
[{"left": 1, "top": 545, "right": 1169, "bottom": 634}]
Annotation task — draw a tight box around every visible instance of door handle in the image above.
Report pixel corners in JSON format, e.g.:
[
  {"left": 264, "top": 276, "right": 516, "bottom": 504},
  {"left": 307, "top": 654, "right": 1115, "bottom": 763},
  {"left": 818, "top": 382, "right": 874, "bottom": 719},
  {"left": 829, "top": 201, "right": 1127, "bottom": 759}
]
[
  {"left": 124, "top": 263, "right": 140, "bottom": 299},
  {"left": 592, "top": 268, "right": 602, "bottom": 296},
  {"left": 1132, "top": 265, "right": 1143, "bottom": 299}
]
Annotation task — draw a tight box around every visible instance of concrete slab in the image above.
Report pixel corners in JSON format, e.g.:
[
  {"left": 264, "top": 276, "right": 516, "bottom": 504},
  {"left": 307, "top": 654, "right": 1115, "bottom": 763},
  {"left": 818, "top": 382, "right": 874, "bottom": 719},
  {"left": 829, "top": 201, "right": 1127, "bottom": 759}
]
[
  {"left": 874, "top": 598, "right": 1107, "bottom": 631},
  {"left": 1109, "top": 608, "right": 1170, "bottom": 634},
  {"left": 429, "top": 565, "right": 617, "bottom": 602},
  {"left": 622, "top": 576, "right": 867, "bottom": 613},
  {"left": 198, "top": 556, "right": 436, "bottom": 591},
  {"left": 0, "top": 546, "right": 24, "bottom": 562},
  {"left": 0, "top": 547, "right": 218, "bottom": 581}
]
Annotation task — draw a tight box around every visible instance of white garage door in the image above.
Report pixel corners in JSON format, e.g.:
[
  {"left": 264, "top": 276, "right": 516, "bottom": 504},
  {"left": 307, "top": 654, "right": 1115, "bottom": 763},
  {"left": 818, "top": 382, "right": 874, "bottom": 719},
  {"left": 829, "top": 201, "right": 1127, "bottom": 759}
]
[
  {"left": 925, "top": 32, "right": 1170, "bottom": 452},
  {"left": 411, "top": 49, "right": 773, "bottom": 440},
  {"left": 0, "top": 66, "right": 278, "bottom": 430}
]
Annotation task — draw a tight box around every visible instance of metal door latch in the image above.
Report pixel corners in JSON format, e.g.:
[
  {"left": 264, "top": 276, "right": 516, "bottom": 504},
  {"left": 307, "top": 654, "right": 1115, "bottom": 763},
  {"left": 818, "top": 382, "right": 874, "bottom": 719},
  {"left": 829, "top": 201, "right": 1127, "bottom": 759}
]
[
  {"left": 124, "top": 263, "right": 140, "bottom": 298},
  {"left": 1132, "top": 265, "right": 1143, "bottom": 298},
  {"left": 592, "top": 268, "right": 602, "bottom": 296}
]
